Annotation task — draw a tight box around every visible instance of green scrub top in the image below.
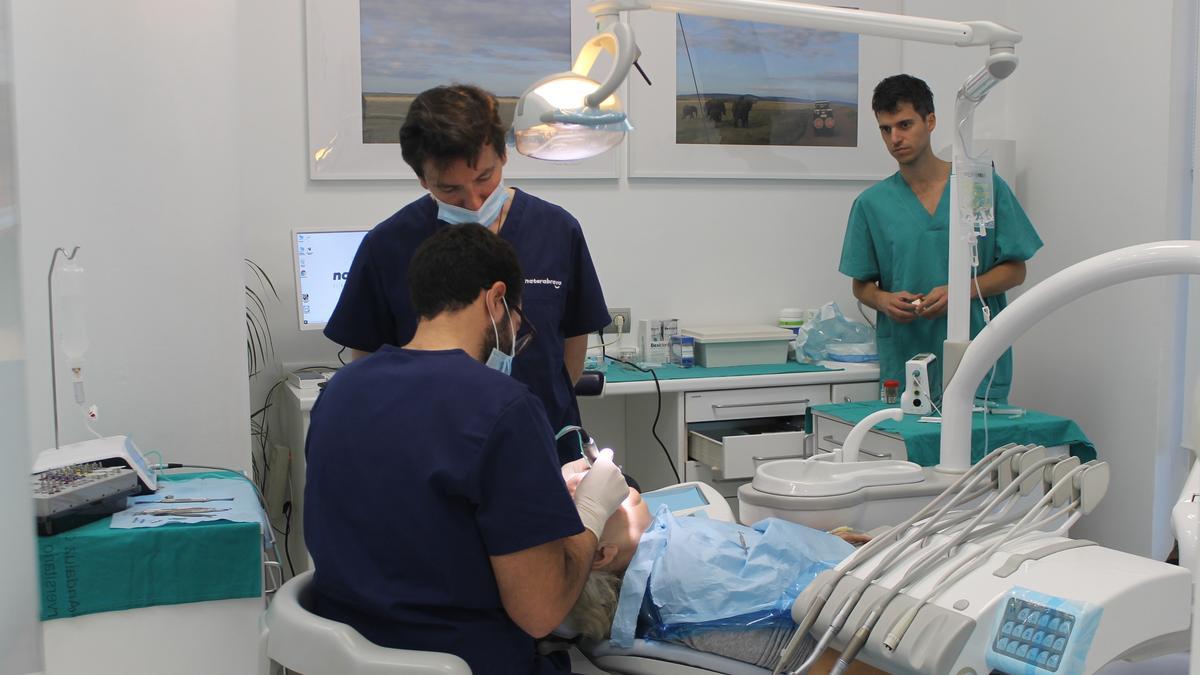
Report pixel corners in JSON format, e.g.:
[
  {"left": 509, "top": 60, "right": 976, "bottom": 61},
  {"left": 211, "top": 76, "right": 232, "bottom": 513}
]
[{"left": 839, "top": 171, "right": 1042, "bottom": 403}]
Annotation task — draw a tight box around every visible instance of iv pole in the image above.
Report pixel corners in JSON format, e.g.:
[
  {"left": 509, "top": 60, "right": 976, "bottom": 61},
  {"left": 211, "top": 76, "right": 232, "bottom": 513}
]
[{"left": 47, "top": 246, "right": 80, "bottom": 450}]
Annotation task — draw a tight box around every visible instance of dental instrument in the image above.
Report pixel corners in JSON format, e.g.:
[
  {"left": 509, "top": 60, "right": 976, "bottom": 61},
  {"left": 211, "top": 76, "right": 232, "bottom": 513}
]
[
  {"left": 556, "top": 425, "right": 602, "bottom": 466},
  {"left": 828, "top": 460, "right": 1094, "bottom": 674},
  {"left": 792, "top": 450, "right": 1183, "bottom": 674},
  {"left": 796, "top": 450, "right": 1067, "bottom": 674},
  {"left": 775, "top": 443, "right": 1030, "bottom": 674}
]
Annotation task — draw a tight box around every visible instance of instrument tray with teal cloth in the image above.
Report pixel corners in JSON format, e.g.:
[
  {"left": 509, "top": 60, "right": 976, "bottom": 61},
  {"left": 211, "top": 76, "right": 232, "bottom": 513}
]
[
  {"left": 603, "top": 360, "right": 837, "bottom": 383},
  {"left": 38, "top": 471, "right": 263, "bottom": 620},
  {"left": 805, "top": 400, "right": 1097, "bottom": 467}
]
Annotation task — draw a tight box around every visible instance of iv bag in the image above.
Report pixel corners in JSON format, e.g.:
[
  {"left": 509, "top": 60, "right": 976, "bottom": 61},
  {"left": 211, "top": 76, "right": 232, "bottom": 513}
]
[
  {"left": 56, "top": 259, "right": 89, "bottom": 361},
  {"left": 957, "top": 157, "right": 995, "bottom": 236}
]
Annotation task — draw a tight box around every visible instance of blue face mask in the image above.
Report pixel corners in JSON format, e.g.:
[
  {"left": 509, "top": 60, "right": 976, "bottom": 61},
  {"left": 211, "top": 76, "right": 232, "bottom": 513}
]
[
  {"left": 485, "top": 297, "right": 516, "bottom": 376},
  {"left": 435, "top": 180, "right": 509, "bottom": 228}
]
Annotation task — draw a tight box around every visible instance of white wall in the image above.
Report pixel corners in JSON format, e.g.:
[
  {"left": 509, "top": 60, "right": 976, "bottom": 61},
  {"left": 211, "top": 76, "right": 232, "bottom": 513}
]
[
  {"left": 13, "top": 1, "right": 250, "bottom": 472},
  {"left": 239, "top": 0, "right": 1012, "bottom": 384},
  {"left": 0, "top": 0, "right": 44, "bottom": 669},
  {"left": 1006, "top": 0, "right": 1197, "bottom": 556}
]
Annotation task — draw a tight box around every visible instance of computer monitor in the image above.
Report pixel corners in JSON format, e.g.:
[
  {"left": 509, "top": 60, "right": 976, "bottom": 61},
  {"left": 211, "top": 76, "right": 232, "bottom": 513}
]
[{"left": 292, "top": 228, "right": 370, "bottom": 331}]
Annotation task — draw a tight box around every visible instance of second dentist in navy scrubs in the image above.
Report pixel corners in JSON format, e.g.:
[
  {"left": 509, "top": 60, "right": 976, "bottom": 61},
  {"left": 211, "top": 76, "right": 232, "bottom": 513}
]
[{"left": 325, "top": 84, "right": 610, "bottom": 465}]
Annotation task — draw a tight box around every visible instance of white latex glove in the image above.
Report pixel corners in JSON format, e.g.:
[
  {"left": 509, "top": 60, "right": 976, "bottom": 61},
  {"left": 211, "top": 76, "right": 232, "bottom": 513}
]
[
  {"left": 572, "top": 449, "right": 628, "bottom": 540},
  {"left": 560, "top": 457, "right": 591, "bottom": 482}
]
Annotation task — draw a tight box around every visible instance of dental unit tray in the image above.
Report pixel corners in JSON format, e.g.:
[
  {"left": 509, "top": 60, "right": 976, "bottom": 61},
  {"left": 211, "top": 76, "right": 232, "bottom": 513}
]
[
  {"left": 795, "top": 536, "right": 1190, "bottom": 674},
  {"left": 789, "top": 445, "right": 1190, "bottom": 674},
  {"left": 33, "top": 435, "right": 157, "bottom": 492},
  {"left": 32, "top": 463, "right": 142, "bottom": 535},
  {"left": 31, "top": 436, "right": 157, "bottom": 535}
]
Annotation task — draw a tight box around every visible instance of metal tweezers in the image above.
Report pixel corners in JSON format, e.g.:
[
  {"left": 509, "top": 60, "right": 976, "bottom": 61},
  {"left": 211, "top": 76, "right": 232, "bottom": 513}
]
[
  {"left": 139, "top": 507, "right": 232, "bottom": 517},
  {"left": 133, "top": 496, "right": 235, "bottom": 504}
]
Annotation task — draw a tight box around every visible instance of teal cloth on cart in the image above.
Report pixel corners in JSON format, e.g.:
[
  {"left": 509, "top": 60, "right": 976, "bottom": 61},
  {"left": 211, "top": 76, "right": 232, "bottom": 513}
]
[
  {"left": 603, "top": 361, "right": 838, "bottom": 383},
  {"left": 39, "top": 471, "right": 263, "bottom": 620},
  {"left": 804, "top": 401, "right": 1096, "bottom": 467}
]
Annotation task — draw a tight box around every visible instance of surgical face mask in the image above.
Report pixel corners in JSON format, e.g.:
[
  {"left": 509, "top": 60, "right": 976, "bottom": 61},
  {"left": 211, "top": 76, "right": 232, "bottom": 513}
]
[
  {"left": 484, "top": 297, "right": 516, "bottom": 375},
  {"left": 434, "top": 180, "right": 509, "bottom": 228}
]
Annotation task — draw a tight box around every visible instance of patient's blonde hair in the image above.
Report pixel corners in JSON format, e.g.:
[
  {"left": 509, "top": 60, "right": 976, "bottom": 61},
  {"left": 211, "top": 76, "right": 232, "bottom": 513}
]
[{"left": 566, "top": 571, "right": 623, "bottom": 639}]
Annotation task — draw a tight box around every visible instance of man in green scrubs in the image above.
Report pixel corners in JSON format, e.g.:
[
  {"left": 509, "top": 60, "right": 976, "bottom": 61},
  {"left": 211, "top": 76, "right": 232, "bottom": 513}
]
[{"left": 840, "top": 74, "right": 1042, "bottom": 404}]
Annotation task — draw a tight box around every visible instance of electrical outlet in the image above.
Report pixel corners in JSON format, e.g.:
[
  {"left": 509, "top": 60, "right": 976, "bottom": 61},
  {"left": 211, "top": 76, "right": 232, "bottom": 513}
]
[{"left": 602, "top": 307, "right": 632, "bottom": 335}]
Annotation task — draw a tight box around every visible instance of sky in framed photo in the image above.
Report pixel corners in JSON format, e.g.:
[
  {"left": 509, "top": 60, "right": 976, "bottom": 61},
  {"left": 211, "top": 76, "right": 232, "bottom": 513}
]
[
  {"left": 675, "top": 15, "right": 860, "bottom": 147},
  {"left": 359, "top": 0, "right": 571, "bottom": 143}
]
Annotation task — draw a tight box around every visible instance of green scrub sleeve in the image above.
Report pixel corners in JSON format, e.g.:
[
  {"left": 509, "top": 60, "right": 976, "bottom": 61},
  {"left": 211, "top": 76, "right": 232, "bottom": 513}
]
[
  {"left": 839, "top": 197, "right": 880, "bottom": 281},
  {"left": 991, "top": 174, "right": 1043, "bottom": 265}
]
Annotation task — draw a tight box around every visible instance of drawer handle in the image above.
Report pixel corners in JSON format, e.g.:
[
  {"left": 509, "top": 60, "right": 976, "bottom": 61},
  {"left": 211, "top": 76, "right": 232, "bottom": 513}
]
[
  {"left": 820, "top": 435, "right": 889, "bottom": 459},
  {"left": 752, "top": 454, "right": 806, "bottom": 464},
  {"left": 711, "top": 398, "right": 810, "bottom": 410}
]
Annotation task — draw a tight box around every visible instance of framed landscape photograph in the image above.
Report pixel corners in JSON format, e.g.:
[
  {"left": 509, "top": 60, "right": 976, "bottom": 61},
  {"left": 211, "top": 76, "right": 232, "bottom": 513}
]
[
  {"left": 626, "top": 0, "right": 902, "bottom": 179},
  {"left": 305, "top": 0, "right": 620, "bottom": 180}
]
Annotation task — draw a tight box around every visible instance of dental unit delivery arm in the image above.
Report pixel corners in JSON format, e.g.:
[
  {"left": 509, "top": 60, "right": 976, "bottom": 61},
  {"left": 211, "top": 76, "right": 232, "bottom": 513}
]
[{"left": 933, "top": 240, "right": 1200, "bottom": 674}]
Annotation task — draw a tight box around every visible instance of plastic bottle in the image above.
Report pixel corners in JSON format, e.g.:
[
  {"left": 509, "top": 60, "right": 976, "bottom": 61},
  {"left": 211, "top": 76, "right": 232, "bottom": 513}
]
[{"left": 881, "top": 379, "right": 901, "bottom": 404}]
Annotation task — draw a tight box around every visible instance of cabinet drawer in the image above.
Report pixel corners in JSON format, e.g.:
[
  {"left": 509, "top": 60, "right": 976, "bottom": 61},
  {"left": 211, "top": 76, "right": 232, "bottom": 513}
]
[
  {"left": 830, "top": 381, "right": 881, "bottom": 404},
  {"left": 688, "top": 419, "right": 806, "bottom": 480},
  {"left": 812, "top": 414, "right": 906, "bottom": 461},
  {"left": 684, "top": 385, "right": 830, "bottom": 423}
]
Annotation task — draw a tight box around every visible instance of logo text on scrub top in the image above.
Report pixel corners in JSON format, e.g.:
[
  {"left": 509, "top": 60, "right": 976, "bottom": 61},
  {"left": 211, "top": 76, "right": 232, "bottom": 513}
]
[{"left": 525, "top": 278, "right": 562, "bottom": 290}]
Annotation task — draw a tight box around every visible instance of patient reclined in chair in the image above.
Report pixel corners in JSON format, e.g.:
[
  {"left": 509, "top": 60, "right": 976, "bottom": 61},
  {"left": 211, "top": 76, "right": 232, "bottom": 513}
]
[{"left": 562, "top": 476, "right": 880, "bottom": 673}]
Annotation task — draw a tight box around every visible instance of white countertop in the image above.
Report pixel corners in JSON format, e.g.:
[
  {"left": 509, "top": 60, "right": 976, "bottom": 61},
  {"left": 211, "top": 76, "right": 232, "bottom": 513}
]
[
  {"left": 286, "top": 361, "right": 880, "bottom": 408},
  {"left": 600, "top": 361, "right": 879, "bottom": 396}
]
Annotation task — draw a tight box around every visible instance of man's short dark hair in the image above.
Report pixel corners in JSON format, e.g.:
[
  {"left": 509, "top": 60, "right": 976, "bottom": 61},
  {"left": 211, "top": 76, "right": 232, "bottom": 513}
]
[
  {"left": 872, "top": 74, "right": 935, "bottom": 118},
  {"left": 408, "top": 224, "right": 522, "bottom": 319},
  {"left": 400, "top": 84, "right": 507, "bottom": 180}
]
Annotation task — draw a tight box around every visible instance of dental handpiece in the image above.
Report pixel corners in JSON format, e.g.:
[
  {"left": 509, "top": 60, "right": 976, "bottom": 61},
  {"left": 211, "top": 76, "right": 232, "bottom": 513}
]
[{"left": 581, "top": 437, "right": 601, "bottom": 466}]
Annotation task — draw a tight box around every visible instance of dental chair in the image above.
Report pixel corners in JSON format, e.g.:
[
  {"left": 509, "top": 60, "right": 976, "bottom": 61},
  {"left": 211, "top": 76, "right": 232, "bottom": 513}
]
[
  {"left": 578, "top": 482, "right": 779, "bottom": 675},
  {"left": 264, "top": 570, "right": 471, "bottom": 675},
  {"left": 584, "top": 640, "right": 774, "bottom": 675}
]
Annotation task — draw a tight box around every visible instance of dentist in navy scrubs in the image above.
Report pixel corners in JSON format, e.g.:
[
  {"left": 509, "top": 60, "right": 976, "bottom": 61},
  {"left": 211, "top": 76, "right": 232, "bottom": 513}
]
[
  {"left": 307, "top": 224, "right": 630, "bottom": 674},
  {"left": 325, "top": 84, "right": 611, "bottom": 465}
]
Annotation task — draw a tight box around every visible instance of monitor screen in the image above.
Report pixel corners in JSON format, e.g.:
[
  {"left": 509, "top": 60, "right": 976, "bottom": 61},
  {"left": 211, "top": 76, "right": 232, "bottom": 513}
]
[
  {"left": 642, "top": 484, "right": 709, "bottom": 514},
  {"left": 293, "top": 228, "right": 369, "bottom": 331}
]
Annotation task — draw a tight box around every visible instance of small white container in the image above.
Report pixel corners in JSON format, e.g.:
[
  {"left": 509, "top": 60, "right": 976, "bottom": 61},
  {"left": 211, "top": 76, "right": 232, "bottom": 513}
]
[
  {"left": 682, "top": 324, "right": 796, "bottom": 368},
  {"left": 778, "top": 307, "right": 807, "bottom": 334}
]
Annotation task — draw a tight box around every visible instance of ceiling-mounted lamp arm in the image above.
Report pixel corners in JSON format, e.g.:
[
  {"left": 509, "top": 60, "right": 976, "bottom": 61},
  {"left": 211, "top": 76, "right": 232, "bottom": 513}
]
[
  {"left": 573, "top": 22, "right": 640, "bottom": 109},
  {"left": 587, "top": 0, "right": 1020, "bottom": 48}
]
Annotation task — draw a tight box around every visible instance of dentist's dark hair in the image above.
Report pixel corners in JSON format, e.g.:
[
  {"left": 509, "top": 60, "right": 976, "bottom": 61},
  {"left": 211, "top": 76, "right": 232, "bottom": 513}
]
[
  {"left": 872, "top": 74, "right": 935, "bottom": 118},
  {"left": 408, "top": 224, "right": 522, "bottom": 319},
  {"left": 400, "top": 84, "right": 508, "bottom": 180}
]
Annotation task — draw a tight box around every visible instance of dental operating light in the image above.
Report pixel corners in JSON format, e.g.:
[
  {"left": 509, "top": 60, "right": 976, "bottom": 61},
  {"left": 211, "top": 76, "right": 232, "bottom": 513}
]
[
  {"left": 519, "top": 0, "right": 1021, "bottom": 480},
  {"left": 513, "top": 0, "right": 1020, "bottom": 162},
  {"left": 509, "top": 21, "right": 637, "bottom": 161}
]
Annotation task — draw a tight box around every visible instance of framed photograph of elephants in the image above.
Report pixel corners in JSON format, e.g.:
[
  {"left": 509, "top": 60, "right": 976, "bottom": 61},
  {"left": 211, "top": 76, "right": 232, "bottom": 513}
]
[
  {"left": 304, "top": 0, "right": 620, "bottom": 180},
  {"left": 626, "top": 1, "right": 902, "bottom": 179}
]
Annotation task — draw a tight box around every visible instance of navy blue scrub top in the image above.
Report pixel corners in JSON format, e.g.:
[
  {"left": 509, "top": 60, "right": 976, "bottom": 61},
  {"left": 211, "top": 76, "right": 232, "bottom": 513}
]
[
  {"left": 304, "top": 346, "right": 584, "bottom": 675},
  {"left": 324, "top": 189, "right": 611, "bottom": 464}
]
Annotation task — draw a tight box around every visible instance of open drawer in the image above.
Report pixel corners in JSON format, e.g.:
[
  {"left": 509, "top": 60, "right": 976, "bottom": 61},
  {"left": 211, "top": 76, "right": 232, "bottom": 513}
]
[{"left": 687, "top": 418, "right": 806, "bottom": 480}]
